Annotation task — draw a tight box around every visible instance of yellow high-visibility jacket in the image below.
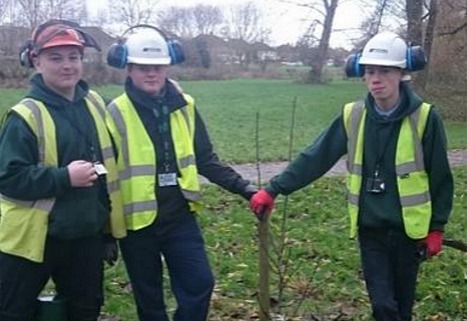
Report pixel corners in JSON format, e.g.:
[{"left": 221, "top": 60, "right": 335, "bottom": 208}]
[
  {"left": 0, "top": 91, "right": 126, "bottom": 263},
  {"left": 107, "top": 93, "right": 201, "bottom": 231},
  {"left": 344, "top": 101, "right": 432, "bottom": 239}
]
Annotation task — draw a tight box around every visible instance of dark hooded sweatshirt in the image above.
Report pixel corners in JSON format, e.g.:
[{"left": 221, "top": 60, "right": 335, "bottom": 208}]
[
  {"left": 123, "top": 78, "right": 256, "bottom": 230},
  {"left": 265, "top": 82, "right": 453, "bottom": 233},
  {"left": 0, "top": 74, "right": 110, "bottom": 239}
]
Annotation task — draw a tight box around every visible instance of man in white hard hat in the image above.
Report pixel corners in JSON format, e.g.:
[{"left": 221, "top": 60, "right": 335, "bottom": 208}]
[
  {"left": 106, "top": 27, "right": 257, "bottom": 321},
  {"left": 250, "top": 31, "right": 453, "bottom": 321}
]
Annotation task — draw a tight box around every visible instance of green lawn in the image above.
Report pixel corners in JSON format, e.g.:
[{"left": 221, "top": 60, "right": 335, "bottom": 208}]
[
  {"left": 1, "top": 79, "right": 465, "bottom": 320},
  {"left": 101, "top": 167, "right": 467, "bottom": 320},
  {"left": 1, "top": 79, "right": 466, "bottom": 163}
]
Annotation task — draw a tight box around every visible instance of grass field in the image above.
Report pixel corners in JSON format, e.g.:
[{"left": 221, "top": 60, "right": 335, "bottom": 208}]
[
  {"left": 101, "top": 167, "right": 467, "bottom": 321},
  {"left": 97, "top": 79, "right": 465, "bottom": 320},
  {"left": 1, "top": 79, "right": 465, "bottom": 320},
  {"left": 1, "top": 79, "right": 466, "bottom": 163}
]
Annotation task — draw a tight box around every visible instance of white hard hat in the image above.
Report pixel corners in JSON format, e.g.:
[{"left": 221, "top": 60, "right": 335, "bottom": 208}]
[
  {"left": 126, "top": 31, "right": 171, "bottom": 65},
  {"left": 359, "top": 32, "right": 407, "bottom": 68}
]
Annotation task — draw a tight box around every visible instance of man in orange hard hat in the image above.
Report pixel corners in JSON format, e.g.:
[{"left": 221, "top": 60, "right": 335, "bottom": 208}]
[{"left": 0, "top": 20, "right": 125, "bottom": 321}]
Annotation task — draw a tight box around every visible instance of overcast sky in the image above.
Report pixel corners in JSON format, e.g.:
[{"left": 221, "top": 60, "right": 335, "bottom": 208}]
[{"left": 86, "top": 0, "right": 367, "bottom": 49}]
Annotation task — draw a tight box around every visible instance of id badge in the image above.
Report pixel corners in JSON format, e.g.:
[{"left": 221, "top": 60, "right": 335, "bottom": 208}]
[
  {"left": 158, "top": 173, "right": 178, "bottom": 187},
  {"left": 94, "top": 162, "right": 108, "bottom": 175}
]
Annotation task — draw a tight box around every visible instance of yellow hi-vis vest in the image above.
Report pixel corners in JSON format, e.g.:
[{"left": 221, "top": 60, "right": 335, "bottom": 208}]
[
  {"left": 0, "top": 91, "right": 126, "bottom": 263},
  {"left": 343, "top": 101, "right": 432, "bottom": 240},
  {"left": 106, "top": 93, "right": 201, "bottom": 231}
]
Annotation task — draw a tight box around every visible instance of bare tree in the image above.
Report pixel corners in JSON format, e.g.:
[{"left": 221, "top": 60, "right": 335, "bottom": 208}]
[
  {"left": 279, "top": 0, "right": 343, "bottom": 82},
  {"left": 364, "top": 0, "right": 388, "bottom": 35},
  {"left": 351, "top": 0, "right": 408, "bottom": 52},
  {"left": 192, "top": 4, "right": 223, "bottom": 36},
  {"left": 7, "top": 0, "right": 85, "bottom": 29},
  {"left": 0, "top": 0, "right": 12, "bottom": 24},
  {"left": 223, "top": 1, "right": 270, "bottom": 43},
  {"left": 404, "top": 0, "right": 439, "bottom": 91},
  {"left": 358, "top": 0, "right": 398, "bottom": 42},
  {"left": 422, "top": 0, "right": 437, "bottom": 64},
  {"left": 110, "top": 0, "right": 160, "bottom": 28},
  {"left": 157, "top": 6, "right": 194, "bottom": 38},
  {"left": 309, "top": 0, "right": 340, "bottom": 83},
  {"left": 81, "top": 3, "right": 108, "bottom": 27},
  {"left": 437, "top": 0, "right": 467, "bottom": 36},
  {"left": 426, "top": 0, "right": 466, "bottom": 120},
  {"left": 295, "top": 21, "right": 320, "bottom": 66},
  {"left": 14, "top": 0, "right": 42, "bottom": 28},
  {"left": 158, "top": 4, "right": 223, "bottom": 38},
  {"left": 406, "top": 0, "right": 424, "bottom": 43}
]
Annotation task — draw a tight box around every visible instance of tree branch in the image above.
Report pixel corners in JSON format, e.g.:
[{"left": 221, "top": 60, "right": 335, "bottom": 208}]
[
  {"left": 439, "top": 21, "right": 467, "bottom": 36},
  {"left": 443, "top": 238, "right": 467, "bottom": 252}
]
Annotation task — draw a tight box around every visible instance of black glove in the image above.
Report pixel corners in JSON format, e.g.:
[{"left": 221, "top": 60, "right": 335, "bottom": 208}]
[{"left": 103, "top": 237, "right": 118, "bottom": 266}]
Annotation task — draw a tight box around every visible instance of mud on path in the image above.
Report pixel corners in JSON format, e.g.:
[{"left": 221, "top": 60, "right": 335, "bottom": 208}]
[{"left": 222, "top": 149, "right": 467, "bottom": 183}]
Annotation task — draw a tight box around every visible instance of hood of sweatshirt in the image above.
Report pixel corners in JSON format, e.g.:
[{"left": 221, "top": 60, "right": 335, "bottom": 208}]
[
  {"left": 26, "top": 73, "right": 89, "bottom": 107},
  {"left": 124, "top": 77, "right": 187, "bottom": 113},
  {"left": 365, "top": 81, "right": 423, "bottom": 123}
]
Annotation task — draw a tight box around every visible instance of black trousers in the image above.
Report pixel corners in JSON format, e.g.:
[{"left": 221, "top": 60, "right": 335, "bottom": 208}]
[
  {"left": 120, "top": 213, "right": 214, "bottom": 321},
  {"left": 0, "top": 235, "right": 104, "bottom": 321},
  {"left": 359, "top": 228, "right": 422, "bottom": 321}
]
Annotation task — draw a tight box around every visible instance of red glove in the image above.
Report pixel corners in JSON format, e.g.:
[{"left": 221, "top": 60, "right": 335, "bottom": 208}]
[
  {"left": 249, "top": 189, "right": 275, "bottom": 220},
  {"left": 425, "top": 230, "right": 443, "bottom": 257}
]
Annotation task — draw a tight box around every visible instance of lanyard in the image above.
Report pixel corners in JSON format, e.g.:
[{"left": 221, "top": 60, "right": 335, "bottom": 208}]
[
  {"left": 153, "top": 105, "right": 174, "bottom": 173},
  {"left": 373, "top": 122, "right": 398, "bottom": 178}
]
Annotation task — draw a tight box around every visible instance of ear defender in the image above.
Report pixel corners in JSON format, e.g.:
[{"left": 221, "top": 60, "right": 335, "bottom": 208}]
[
  {"left": 106, "top": 25, "right": 185, "bottom": 69},
  {"left": 19, "top": 40, "right": 34, "bottom": 68},
  {"left": 344, "top": 44, "right": 427, "bottom": 77},
  {"left": 167, "top": 39, "right": 185, "bottom": 65},
  {"left": 345, "top": 51, "right": 363, "bottom": 78},
  {"left": 106, "top": 39, "right": 128, "bottom": 69},
  {"left": 406, "top": 45, "right": 427, "bottom": 72}
]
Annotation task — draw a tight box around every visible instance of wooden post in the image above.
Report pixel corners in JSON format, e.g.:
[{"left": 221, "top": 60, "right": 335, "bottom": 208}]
[
  {"left": 255, "top": 111, "right": 270, "bottom": 320},
  {"left": 258, "top": 218, "right": 270, "bottom": 321}
]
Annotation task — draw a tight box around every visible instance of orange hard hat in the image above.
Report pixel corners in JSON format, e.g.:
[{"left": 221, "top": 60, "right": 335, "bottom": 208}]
[
  {"left": 33, "top": 24, "right": 85, "bottom": 53},
  {"left": 19, "top": 20, "right": 101, "bottom": 67}
]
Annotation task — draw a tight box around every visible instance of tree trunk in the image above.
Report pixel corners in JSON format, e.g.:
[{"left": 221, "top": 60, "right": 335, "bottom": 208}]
[
  {"left": 406, "top": 0, "right": 423, "bottom": 43},
  {"left": 417, "top": 0, "right": 438, "bottom": 90},
  {"left": 406, "top": 0, "right": 424, "bottom": 91},
  {"left": 309, "top": 0, "right": 339, "bottom": 83}
]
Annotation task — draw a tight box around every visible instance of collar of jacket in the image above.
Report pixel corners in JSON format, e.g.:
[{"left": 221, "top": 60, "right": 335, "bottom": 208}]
[
  {"left": 26, "top": 73, "right": 89, "bottom": 108},
  {"left": 364, "top": 81, "right": 424, "bottom": 123},
  {"left": 124, "top": 77, "right": 187, "bottom": 113}
]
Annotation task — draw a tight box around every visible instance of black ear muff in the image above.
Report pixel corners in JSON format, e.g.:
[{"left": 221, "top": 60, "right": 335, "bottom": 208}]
[
  {"left": 345, "top": 51, "right": 363, "bottom": 78},
  {"left": 19, "top": 40, "right": 34, "bottom": 68},
  {"left": 406, "top": 45, "right": 426, "bottom": 72},
  {"left": 107, "top": 40, "right": 128, "bottom": 69},
  {"left": 167, "top": 39, "right": 185, "bottom": 65}
]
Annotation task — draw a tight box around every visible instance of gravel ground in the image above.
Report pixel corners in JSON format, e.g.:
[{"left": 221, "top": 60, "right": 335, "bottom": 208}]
[{"left": 209, "top": 149, "right": 467, "bottom": 183}]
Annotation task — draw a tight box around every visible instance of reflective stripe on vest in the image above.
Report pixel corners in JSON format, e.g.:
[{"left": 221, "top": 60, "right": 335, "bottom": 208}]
[
  {"left": 0, "top": 92, "right": 126, "bottom": 263},
  {"left": 0, "top": 99, "right": 57, "bottom": 263},
  {"left": 85, "top": 92, "right": 126, "bottom": 239},
  {"left": 107, "top": 93, "right": 201, "bottom": 231},
  {"left": 343, "top": 101, "right": 432, "bottom": 239}
]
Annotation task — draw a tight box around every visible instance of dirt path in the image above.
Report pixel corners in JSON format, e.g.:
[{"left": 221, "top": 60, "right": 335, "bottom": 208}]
[{"left": 223, "top": 149, "right": 467, "bottom": 183}]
